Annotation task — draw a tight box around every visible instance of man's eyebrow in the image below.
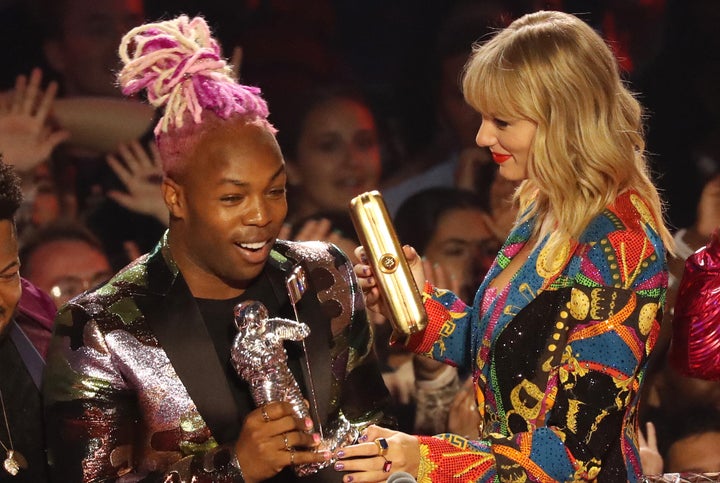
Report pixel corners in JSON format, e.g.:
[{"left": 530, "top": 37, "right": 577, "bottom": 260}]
[
  {"left": 0, "top": 259, "right": 19, "bottom": 274},
  {"left": 219, "top": 165, "right": 286, "bottom": 186},
  {"left": 270, "top": 164, "right": 286, "bottom": 181}
]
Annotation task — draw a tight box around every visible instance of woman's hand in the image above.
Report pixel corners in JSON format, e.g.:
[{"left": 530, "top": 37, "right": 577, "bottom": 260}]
[
  {"left": 235, "top": 401, "right": 330, "bottom": 483},
  {"left": 0, "top": 68, "right": 69, "bottom": 171},
  {"left": 334, "top": 425, "right": 420, "bottom": 483},
  {"left": 106, "top": 140, "right": 168, "bottom": 224},
  {"left": 353, "top": 245, "right": 426, "bottom": 320}
]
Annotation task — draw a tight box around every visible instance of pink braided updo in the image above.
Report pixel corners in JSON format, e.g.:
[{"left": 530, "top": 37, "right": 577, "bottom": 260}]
[{"left": 117, "top": 15, "right": 275, "bottom": 174}]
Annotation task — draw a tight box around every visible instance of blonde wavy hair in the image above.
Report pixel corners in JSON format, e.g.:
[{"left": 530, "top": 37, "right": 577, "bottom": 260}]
[{"left": 462, "top": 10, "right": 674, "bottom": 255}]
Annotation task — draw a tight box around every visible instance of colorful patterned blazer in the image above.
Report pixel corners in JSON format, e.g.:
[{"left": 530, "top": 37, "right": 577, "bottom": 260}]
[
  {"left": 407, "top": 191, "right": 668, "bottom": 483},
  {"left": 43, "top": 233, "right": 392, "bottom": 482}
]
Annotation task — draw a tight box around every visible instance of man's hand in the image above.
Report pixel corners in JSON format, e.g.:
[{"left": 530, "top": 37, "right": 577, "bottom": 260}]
[{"left": 235, "top": 402, "right": 330, "bottom": 483}]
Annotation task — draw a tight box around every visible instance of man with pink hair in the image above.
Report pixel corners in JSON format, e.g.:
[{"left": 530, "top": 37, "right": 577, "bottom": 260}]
[{"left": 43, "top": 15, "right": 393, "bottom": 482}]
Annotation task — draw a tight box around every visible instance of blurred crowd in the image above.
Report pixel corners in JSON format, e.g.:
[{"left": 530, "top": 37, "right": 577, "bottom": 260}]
[{"left": 1, "top": 0, "right": 719, "bottom": 477}]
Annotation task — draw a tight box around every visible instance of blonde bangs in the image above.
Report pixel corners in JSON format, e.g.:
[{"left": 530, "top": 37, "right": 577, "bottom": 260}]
[{"left": 462, "top": 40, "right": 529, "bottom": 122}]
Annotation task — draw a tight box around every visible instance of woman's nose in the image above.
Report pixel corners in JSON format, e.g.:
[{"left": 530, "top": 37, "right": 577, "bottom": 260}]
[{"left": 475, "top": 121, "right": 495, "bottom": 148}]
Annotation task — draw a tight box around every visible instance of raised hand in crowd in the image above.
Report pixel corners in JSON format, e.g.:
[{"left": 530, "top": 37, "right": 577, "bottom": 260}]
[
  {"left": 106, "top": 140, "right": 167, "bottom": 225},
  {"left": 638, "top": 421, "right": 663, "bottom": 476},
  {"left": 0, "top": 68, "right": 69, "bottom": 172},
  {"left": 447, "top": 377, "right": 482, "bottom": 439},
  {"left": 279, "top": 217, "right": 359, "bottom": 263}
]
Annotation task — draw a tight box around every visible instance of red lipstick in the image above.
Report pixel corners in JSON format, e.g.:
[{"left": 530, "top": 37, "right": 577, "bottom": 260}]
[{"left": 491, "top": 152, "right": 512, "bottom": 164}]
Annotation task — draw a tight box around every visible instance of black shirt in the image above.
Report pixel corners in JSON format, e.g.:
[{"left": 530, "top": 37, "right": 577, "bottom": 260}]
[
  {"left": 195, "top": 271, "right": 308, "bottom": 440},
  {"left": 0, "top": 329, "right": 48, "bottom": 482},
  {"left": 194, "top": 271, "right": 343, "bottom": 483}
]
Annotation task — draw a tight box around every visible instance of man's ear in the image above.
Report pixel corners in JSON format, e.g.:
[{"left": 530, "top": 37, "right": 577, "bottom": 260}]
[
  {"left": 162, "top": 178, "right": 184, "bottom": 220},
  {"left": 43, "top": 39, "right": 66, "bottom": 74}
]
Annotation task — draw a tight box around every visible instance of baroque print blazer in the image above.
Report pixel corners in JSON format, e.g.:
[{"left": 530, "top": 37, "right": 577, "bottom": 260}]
[{"left": 407, "top": 190, "right": 668, "bottom": 483}]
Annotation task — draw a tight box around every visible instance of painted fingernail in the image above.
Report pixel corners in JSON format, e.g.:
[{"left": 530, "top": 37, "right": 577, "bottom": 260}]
[
  {"left": 305, "top": 418, "right": 313, "bottom": 429},
  {"left": 336, "top": 450, "right": 345, "bottom": 458},
  {"left": 367, "top": 277, "right": 375, "bottom": 285},
  {"left": 345, "top": 476, "right": 353, "bottom": 482},
  {"left": 313, "top": 433, "right": 321, "bottom": 444},
  {"left": 358, "top": 434, "right": 368, "bottom": 442},
  {"left": 334, "top": 462, "right": 345, "bottom": 471},
  {"left": 323, "top": 450, "right": 332, "bottom": 460}
]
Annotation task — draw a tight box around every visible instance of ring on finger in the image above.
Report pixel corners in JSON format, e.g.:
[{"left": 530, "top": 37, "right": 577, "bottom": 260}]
[
  {"left": 261, "top": 405, "right": 270, "bottom": 422},
  {"left": 374, "top": 437, "right": 389, "bottom": 457},
  {"left": 282, "top": 433, "right": 290, "bottom": 451},
  {"left": 381, "top": 456, "right": 392, "bottom": 473},
  {"left": 290, "top": 448, "right": 296, "bottom": 466}
]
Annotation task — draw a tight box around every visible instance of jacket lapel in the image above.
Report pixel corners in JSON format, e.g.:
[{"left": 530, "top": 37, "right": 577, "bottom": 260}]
[
  {"left": 136, "top": 243, "right": 240, "bottom": 444},
  {"left": 266, "top": 250, "right": 334, "bottom": 428}
]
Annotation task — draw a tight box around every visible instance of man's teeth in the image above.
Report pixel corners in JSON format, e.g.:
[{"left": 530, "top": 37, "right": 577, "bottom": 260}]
[{"left": 240, "top": 241, "right": 266, "bottom": 250}]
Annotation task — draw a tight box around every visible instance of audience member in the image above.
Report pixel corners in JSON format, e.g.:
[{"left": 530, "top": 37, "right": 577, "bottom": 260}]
[
  {"left": 340, "top": 10, "right": 672, "bottom": 482},
  {"left": 378, "top": 187, "right": 498, "bottom": 437},
  {"left": 637, "top": 0, "right": 720, "bottom": 231},
  {"left": 43, "top": 15, "right": 393, "bottom": 481},
  {"left": 281, "top": 210, "right": 361, "bottom": 265},
  {"left": 661, "top": 406, "right": 720, "bottom": 474},
  {"left": 37, "top": 0, "right": 144, "bottom": 98},
  {"left": 0, "top": 157, "right": 51, "bottom": 481},
  {"left": 29, "top": 0, "right": 166, "bottom": 268},
  {"left": 19, "top": 221, "right": 113, "bottom": 308},
  {"left": 0, "top": 69, "right": 70, "bottom": 234},
  {"left": 381, "top": 1, "right": 510, "bottom": 217},
  {"left": 395, "top": 187, "right": 498, "bottom": 302},
  {"left": 276, "top": 85, "right": 383, "bottom": 225}
]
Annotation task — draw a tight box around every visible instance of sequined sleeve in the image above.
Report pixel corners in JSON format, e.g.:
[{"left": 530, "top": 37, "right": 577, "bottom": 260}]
[
  {"left": 326, "top": 243, "right": 396, "bottom": 430},
  {"left": 43, "top": 304, "right": 245, "bottom": 482},
  {"left": 406, "top": 218, "right": 668, "bottom": 482}
]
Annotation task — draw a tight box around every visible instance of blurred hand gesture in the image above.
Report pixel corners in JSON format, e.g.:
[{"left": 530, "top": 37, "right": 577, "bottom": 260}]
[
  {"left": 0, "top": 68, "right": 69, "bottom": 171},
  {"left": 638, "top": 421, "right": 663, "bottom": 476},
  {"left": 107, "top": 140, "right": 167, "bottom": 225},
  {"left": 448, "top": 377, "right": 482, "bottom": 439},
  {"left": 279, "top": 217, "right": 360, "bottom": 263}
]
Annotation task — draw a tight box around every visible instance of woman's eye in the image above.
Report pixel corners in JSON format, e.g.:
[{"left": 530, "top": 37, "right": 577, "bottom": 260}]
[
  {"left": 316, "top": 138, "right": 341, "bottom": 153},
  {"left": 494, "top": 118, "right": 509, "bottom": 128},
  {"left": 354, "top": 132, "right": 378, "bottom": 151},
  {"left": 442, "top": 246, "right": 466, "bottom": 258}
]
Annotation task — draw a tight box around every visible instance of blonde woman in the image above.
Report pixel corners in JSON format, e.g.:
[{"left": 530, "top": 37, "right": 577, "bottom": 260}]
[{"left": 336, "top": 10, "right": 673, "bottom": 483}]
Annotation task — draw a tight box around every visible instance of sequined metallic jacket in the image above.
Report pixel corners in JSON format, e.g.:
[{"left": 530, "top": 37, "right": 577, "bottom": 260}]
[
  {"left": 669, "top": 229, "right": 720, "bottom": 381},
  {"left": 43, "top": 234, "right": 392, "bottom": 482},
  {"left": 407, "top": 191, "right": 668, "bottom": 483}
]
